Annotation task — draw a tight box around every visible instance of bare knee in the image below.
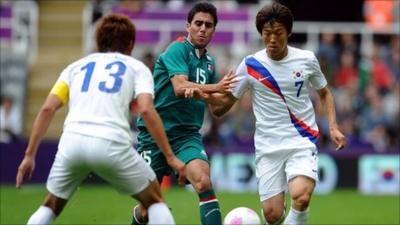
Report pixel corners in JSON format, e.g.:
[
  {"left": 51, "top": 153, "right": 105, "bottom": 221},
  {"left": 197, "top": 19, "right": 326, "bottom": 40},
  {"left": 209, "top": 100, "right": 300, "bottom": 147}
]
[
  {"left": 288, "top": 176, "right": 315, "bottom": 211},
  {"left": 291, "top": 192, "right": 312, "bottom": 210},
  {"left": 192, "top": 175, "right": 212, "bottom": 193},
  {"left": 263, "top": 206, "right": 284, "bottom": 224},
  {"left": 261, "top": 193, "right": 285, "bottom": 224}
]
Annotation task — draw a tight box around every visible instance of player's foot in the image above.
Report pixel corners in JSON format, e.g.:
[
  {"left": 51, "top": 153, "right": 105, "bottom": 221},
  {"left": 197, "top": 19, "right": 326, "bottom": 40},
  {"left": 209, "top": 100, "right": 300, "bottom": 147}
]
[{"left": 131, "top": 205, "right": 147, "bottom": 225}]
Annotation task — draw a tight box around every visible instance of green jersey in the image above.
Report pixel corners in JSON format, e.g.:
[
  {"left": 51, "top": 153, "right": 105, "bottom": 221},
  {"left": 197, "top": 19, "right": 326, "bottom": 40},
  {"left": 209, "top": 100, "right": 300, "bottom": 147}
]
[{"left": 137, "top": 37, "right": 217, "bottom": 144}]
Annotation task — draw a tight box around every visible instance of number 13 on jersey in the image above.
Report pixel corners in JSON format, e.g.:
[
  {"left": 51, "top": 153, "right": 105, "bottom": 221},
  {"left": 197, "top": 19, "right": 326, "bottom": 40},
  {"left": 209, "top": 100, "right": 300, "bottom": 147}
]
[{"left": 81, "top": 61, "right": 126, "bottom": 93}]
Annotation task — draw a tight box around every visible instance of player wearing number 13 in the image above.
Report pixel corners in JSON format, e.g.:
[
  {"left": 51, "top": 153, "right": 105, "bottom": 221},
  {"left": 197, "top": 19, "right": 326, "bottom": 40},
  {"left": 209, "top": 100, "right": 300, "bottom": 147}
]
[
  {"left": 15, "top": 14, "right": 185, "bottom": 225},
  {"left": 211, "top": 3, "right": 347, "bottom": 225}
]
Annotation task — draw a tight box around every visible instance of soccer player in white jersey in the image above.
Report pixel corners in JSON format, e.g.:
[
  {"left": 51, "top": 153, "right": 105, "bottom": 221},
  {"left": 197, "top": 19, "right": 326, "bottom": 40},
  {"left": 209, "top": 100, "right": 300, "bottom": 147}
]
[
  {"left": 15, "top": 14, "right": 186, "bottom": 225},
  {"left": 204, "top": 3, "right": 347, "bottom": 225}
]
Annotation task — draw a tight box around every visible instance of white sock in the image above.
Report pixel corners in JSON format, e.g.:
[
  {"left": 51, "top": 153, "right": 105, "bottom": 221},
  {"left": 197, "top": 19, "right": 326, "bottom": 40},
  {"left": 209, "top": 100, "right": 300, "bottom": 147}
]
[
  {"left": 283, "top": 207, "right": 308, "bottom": 225},
  {"left": 148, "top": 202, "right": 175, "bottom": 225},
  {"left": 27, "top": 206, "right": 56, "bottom": 225}
]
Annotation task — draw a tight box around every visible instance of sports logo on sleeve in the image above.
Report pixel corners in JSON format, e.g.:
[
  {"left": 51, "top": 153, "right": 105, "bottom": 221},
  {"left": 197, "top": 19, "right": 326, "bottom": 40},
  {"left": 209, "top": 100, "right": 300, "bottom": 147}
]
[{"left": 245, "top": 57, "right": 319, "bottom": 144}]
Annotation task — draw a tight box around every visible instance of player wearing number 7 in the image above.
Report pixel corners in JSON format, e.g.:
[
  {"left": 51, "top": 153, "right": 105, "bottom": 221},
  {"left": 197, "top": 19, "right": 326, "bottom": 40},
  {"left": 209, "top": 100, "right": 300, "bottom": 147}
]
[
  {"left": 208, "top": 3, "right": 347, "bottom": 225},
  {"left": 15, "top": 14, "right": 185, "bottom": 225}
]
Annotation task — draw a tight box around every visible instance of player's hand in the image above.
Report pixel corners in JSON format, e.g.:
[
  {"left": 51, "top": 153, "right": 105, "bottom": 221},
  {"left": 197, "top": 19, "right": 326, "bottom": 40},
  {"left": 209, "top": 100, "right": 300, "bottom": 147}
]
[
  {"left": 166, "top": 156, "right": 186, "bottom": 186},
  {"left": 330, "top": 128, "right": 347, "bottom": 151},
  {"left": 184, "top": 87, "right": 200, "bottom": 98},
  {"left": 217, "top": 70, "right": 237, "bottom": 93},
  {"left": 16, "top": 155, "right": 35, "bottom": 189},
  {"left": 184, "top": 87, "right": 210, "bottom": 100}
]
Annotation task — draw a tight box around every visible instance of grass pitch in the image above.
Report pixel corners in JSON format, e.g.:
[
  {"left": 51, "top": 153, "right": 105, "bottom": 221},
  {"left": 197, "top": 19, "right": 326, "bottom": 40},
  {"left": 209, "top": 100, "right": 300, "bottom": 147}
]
[{"left": 1, "top": 185, "right": 399, "bottom": 224}]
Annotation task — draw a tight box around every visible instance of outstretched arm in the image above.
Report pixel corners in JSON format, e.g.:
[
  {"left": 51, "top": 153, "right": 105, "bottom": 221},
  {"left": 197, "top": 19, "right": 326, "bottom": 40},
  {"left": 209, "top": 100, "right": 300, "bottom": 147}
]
[
  {"left": 208, "top": 93, "right": 238, "bottom": 117},
  {"left": 136, "top": 93, "right": 186, "bottom": 185},
  {"left": 16, "top": 94, "right": 63, "bottom": 188},
  {"left": 181, "top": 87, "right": 238, "bottom": 117},
  {"left": 317, "top": 86, "right": 347, "bottom": 150},
  {"left": 171, "top": 71, "right": 236, "bottom": 97}
]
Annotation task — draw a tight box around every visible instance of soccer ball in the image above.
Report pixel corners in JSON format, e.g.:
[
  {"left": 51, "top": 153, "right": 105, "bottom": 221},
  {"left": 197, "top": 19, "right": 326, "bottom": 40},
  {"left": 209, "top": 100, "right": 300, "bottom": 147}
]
[{"left": 223, "top": 207, "right": 261, "bottom": 225}]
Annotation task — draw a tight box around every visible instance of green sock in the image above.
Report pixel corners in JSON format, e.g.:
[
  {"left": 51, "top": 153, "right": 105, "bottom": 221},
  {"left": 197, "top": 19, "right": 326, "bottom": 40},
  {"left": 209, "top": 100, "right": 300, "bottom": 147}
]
[{"left": 199, "top": 190, "right": 222, "bottom": 225}]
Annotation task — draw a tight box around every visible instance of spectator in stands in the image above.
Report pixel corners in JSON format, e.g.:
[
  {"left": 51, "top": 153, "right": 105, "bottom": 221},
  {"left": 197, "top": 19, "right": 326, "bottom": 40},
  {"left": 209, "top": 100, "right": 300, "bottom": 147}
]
[
  {"left": 381, "top": 35, "right": 400, "bottom": 82},
  {"left": 0, "top": 95, "right": 20, "bottom": 143},
  {"left": 381, "top": 82, "right": 399, "bottom": 149},
  {"left": 317, "top": 32, "right": 339, "bottom": 85},
  {"left": 369, "top": 42, "right": 395, "bottom": 94},
  {"left": 340, "top": 32, "right": 360, "bottom": 62},
  {"left": 141, "top": 51, "right": 155, "bottom": 72},
  {"left": 317, "top": 32, "right": 339, "bottom": 67},
  {"left": 359, "top": 82, "right": 390, "bottom": 152},
  {"left": 334, "top": 50, "right": 359, "bottom": 88}
]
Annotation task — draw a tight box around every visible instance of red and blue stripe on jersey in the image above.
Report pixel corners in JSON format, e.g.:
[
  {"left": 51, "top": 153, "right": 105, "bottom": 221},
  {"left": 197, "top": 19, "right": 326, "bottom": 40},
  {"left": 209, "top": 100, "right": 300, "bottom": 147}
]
[{"left": 245, "top": 56, "right": 319, "bottom": 144}]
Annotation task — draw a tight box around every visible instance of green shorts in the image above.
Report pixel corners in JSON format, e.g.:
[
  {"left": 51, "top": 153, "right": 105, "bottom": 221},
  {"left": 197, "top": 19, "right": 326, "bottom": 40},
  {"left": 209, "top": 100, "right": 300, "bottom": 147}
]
[{"left": 137, "top": 132, "right": 209, "bottom": 180}]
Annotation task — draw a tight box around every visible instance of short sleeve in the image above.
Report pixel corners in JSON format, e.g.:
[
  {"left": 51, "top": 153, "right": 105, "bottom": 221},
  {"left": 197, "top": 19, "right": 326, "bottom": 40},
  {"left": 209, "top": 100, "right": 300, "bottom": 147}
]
[
  {"left": 231, "top": 58, "right": 250, "bottom": 99},
  {"left": 309, "top": 54, "right": 328, "bottom": 90},
  {"left": 56, "top": 66, "right": 71, "bottom": 86},
  {"left": 161, "top": 42, "right": 189, "bottom": 78},
  {"left": 134, "top": 63, "right": 154, "bottom": 98}
]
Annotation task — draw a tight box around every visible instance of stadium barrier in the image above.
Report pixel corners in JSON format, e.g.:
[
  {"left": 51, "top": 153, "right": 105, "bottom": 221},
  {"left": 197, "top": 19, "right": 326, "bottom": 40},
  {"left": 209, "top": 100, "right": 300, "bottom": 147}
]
[{"left": 1, "top": 140, "right": 398, "bottom": 195}]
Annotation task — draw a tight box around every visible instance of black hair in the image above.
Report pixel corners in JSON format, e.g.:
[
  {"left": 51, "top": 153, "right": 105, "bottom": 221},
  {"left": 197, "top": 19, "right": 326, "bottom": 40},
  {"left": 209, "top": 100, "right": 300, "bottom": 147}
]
[
  {"left": 255, "top": 2, "right": 293, "bottom": 34},
  {"left": 187, "top": 2, "right": 218, "bottom": 26}
]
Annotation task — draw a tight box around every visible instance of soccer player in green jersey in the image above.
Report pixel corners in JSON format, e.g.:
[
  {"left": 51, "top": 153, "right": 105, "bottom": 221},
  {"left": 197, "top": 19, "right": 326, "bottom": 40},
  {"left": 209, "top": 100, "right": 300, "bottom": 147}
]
[{"left": 131, "top": 2, "right": 235, "bottom": 225}]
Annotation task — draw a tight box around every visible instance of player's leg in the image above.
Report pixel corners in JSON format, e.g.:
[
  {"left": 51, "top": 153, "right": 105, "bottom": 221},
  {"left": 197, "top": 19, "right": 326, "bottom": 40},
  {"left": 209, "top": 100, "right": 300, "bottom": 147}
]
[
  {"left": 284, "top": 176, "right": 315, "bottom": 225},
  {"left": 133, "top": 179, "right": 174, "bottom": 225},
  {"left": 257, "top": 151, "right": 288, "bottom": 225},
  {"left": 261, "top": 193, "right": 286, "bottom": 225},
  {"left": 93, "top": 140, "right": 174, "bottom": 225},
  {"left": 283, "top": 148, "right": 318, "bottom": 225},
  {"left": 178, "top": 135, "right": 221, "bottom": 225},
  {"left": 131, "top": 145, "right": 168, "bottom": 225},
  {"left": 132, "top": 204, "right": 147, "bottom": 225},
  {"left": 27, "top": 193, "right": 67, "bottom": 224},
  {"left": 186, "top": 159, "right": 221, "bottom": 225},
  {"left": 131, "top": 175, "right": 164, "bottom": 225},
  {"left": 28, "top": 132, "right": 89, "bottom": 224}
]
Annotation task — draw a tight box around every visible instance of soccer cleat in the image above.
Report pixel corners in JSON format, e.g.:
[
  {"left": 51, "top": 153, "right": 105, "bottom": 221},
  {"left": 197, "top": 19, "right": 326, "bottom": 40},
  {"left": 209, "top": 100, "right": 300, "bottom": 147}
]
[{"left": 131, "top": 205, "right": 147, "bottom": 225}]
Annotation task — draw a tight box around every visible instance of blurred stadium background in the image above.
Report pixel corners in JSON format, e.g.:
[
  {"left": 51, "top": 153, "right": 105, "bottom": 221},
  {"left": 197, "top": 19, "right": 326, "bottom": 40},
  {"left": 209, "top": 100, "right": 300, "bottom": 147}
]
[{"left": 0, "top": 0, "right": 399, "bottom": 224}]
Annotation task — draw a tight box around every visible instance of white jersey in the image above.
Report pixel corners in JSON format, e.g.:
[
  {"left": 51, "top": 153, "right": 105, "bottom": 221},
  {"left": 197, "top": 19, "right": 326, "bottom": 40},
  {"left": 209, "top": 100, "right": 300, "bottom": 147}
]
[
  {"left": 55, "top": 52, "right": 154, "bottom": 144},
  {"left": 232, "top": 46, "right": 327, "bottom": 160}
]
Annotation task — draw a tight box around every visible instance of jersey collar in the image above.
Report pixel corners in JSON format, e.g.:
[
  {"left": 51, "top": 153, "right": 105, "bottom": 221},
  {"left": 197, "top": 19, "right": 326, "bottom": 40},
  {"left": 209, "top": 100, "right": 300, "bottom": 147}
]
[{"left": 185, "top": 37, "right": 208, "bottom": 59}]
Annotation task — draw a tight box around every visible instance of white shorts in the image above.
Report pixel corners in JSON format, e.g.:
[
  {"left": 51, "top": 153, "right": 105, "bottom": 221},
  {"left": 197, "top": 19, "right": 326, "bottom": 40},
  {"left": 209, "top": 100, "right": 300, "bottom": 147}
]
[
  {"left": 46, "top": 132, "right": 156, "bottom": 199},
  {"left": 256, "top": 148, "right": 318, "bottom": 202}
]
